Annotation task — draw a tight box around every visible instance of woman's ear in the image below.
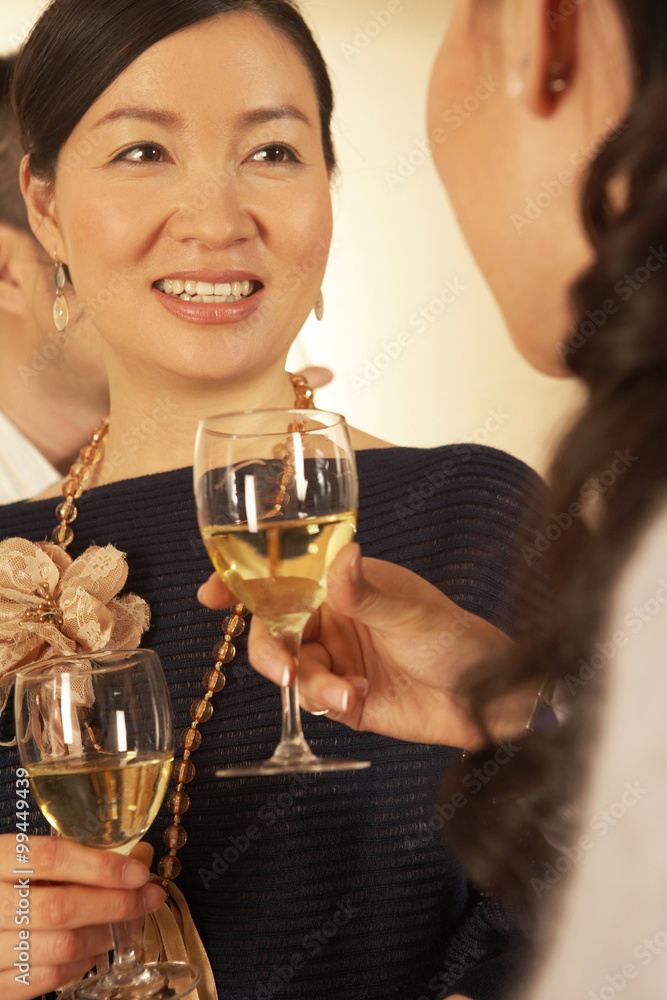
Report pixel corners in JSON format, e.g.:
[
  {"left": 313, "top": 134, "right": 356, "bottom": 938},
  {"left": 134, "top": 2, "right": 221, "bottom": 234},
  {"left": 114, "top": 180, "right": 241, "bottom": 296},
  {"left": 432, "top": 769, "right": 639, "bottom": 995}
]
[
  {"left": 0, "top": 225, "right": 29, "bottom": 318},
  {"left": 517, "top": 0, "right": 579, "bottom": 117},
  {"left": 19, "top": 153, "right": 66, "bottom": 262}
]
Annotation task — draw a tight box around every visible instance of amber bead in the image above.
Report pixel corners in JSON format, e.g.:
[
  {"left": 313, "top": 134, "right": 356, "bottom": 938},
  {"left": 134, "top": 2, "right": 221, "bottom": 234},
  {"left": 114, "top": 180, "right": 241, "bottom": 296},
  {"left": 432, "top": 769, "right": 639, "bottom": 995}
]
[
  {"left": 235, "top": 604, "right": 250, "bottom": 617},
  {"left": 222, "top": 615, "right": 245, "bottom": 638},
  {"left": 190, "top": 699, "right": 213, "bottom": 723},
  {"left": 173, "top": 759, "right": 196, "bottom": 784},
  {"left": 163, "top": 824, "right": 188, "bottom": 850},
  {"left": 179, "top": 727, "right": 202, "bottom": 751},
  {"left": 203, "top": 669, "right": 226, "bottom": 693},
  {"left": 158, "top": 855, "right": 182, "bottom": 880},
  {"left": 79, "top": 444, "right": 103, "bottom": 465},
  {"left": 89, "top": 426, "right": 107, "bottom": 445},
  {"left": 55, "top": 502, "right": 78, "bottom": 525},
  {"left": 167, "top": 790, "right": 190, "bottom": 815},
  {"left": 276, "top": 472, "right": 295, "bottom": 489},
  {"left": 52, "top": 525, "right": 74, "bottom": 548},
  {"left": 62, "top": 479, "right": 84, "bottom": 500},
  {"left": 71, "top": 463, "right": 90, "bottom": 481},
  {"left": 212, "top": 640, "right": 236, "bottom": 664}
]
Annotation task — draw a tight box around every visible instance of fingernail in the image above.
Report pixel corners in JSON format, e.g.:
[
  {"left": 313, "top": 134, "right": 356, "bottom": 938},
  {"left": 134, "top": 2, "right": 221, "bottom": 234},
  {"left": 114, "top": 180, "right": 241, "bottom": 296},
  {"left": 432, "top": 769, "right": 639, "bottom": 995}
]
[
  {"left": 197, "top": 584, "right": 206, "bottom": 604},
  {"left": 281, "top": 665, "right": 291, "bottom": 687},
  {"left": 322, "top": 685, "right": 349, "bottom": 712},
  {"left": 349, "top": 676, "right": 369, "bottom": 698},
  {"left": 143, "top": 884, "right": 167, "bottom": 912},
  {"left": 123, "top": 860, "right": 149, "bottom": 887}
]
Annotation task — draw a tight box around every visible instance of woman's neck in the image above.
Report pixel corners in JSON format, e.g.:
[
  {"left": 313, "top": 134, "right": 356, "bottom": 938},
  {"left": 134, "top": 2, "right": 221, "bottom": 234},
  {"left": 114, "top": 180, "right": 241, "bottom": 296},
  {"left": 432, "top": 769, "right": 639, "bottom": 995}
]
[{"left": 91, "top": 364, "right": 298, "bottom": 487}]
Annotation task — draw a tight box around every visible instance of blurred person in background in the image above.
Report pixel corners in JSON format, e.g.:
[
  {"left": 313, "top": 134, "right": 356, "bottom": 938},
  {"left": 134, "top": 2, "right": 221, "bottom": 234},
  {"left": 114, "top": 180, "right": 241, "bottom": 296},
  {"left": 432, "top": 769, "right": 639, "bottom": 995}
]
[{"left": 0, "top": 53, "right": 108, "bottom": 502}]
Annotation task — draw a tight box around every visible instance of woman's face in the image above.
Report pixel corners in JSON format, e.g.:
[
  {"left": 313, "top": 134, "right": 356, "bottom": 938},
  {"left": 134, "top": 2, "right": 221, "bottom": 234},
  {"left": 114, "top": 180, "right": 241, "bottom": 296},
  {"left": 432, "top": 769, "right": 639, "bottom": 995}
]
[
  {"left": 427, "top": 0, "right": 631, "bottom": 375},
  {"left": 29, "top": 12, "right": 333, "bottom": 387}
]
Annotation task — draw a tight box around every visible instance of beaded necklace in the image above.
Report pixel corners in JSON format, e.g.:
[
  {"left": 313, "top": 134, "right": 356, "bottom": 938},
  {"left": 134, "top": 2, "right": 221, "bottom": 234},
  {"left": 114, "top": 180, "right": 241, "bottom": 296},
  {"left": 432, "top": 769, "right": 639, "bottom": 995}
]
[{"left": 49, "top": 374, "right": 315, "bottom": 887}]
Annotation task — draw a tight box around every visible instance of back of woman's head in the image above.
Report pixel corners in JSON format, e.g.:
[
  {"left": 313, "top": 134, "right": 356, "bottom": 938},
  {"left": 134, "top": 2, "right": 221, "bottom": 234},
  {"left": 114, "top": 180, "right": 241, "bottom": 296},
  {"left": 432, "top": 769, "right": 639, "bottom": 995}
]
[
  {"left": 13, "top": 0, "right": 335, "bottom": 179},
  {"left": 0, "top": 55, "right": 29, "bottom": 231},
  {"left": 446, "top": 0, "right": 667, "bottom": 908}
]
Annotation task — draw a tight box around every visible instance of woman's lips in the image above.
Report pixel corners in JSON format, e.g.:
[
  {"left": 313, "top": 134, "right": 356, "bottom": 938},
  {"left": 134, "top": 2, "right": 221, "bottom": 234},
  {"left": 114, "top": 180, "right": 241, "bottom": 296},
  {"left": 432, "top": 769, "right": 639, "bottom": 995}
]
[
  {"left": 152, "top": 272, "right": 265, "bottom": 325},
  {"left": 155, "top": 277, "right": 259, "bottom": 303}
]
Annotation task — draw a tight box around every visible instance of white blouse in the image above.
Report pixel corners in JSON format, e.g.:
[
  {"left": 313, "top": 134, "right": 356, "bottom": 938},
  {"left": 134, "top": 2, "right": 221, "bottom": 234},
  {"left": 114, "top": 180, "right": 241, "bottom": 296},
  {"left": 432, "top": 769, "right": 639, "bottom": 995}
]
[
  {"left": 526, "top": 506, "right": 667, "bottom": 997},
  {"left": 0, "top": 410, "right": 59, "bottom": 504}
]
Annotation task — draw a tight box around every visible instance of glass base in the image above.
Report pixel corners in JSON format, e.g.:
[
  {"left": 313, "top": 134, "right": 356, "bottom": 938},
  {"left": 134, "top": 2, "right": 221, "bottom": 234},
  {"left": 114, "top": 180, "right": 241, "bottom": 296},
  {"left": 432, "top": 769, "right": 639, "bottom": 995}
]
[
  {"left": 216, "top": 757, "right": 371, "bottom": 777},
  {"left": 62, "top": 962, "right": 201, "bottom": 1000}
]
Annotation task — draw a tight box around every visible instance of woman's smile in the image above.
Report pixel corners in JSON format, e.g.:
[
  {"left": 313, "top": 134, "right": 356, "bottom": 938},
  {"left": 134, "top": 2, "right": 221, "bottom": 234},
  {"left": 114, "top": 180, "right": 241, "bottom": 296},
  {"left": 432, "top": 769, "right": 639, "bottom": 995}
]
[{"left": 152, "top": 269, "right": 265, "bottom": 325}]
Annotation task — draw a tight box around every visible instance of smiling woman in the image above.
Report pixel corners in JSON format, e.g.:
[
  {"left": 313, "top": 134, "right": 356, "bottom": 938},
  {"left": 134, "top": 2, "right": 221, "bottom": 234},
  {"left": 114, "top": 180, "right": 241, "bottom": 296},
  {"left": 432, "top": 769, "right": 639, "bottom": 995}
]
[
  {"left": 0, "top": 2, "right": 543, "bottom": 999},
  {"left": 18, "top": 9, "right": 334, "bottom": 453}
]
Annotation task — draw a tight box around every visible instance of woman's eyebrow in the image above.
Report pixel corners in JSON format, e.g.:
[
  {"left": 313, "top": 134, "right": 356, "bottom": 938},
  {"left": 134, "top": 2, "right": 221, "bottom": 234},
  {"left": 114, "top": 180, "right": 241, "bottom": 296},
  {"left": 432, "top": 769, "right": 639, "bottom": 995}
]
[
  {"left": 90, "top": 103, "right": 312, "bottom": 134},
  {"left": 91, "top": 106, "right": 185, "bottom": 132},
  {"left": 236, "top": 105, "right": 313, "bottom": 129}
]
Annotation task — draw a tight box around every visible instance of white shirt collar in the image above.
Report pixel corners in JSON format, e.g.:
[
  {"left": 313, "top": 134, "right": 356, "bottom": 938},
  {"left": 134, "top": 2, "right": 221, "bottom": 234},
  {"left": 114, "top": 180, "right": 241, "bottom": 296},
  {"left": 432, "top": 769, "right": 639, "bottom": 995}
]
[{"left": 0, "top": 410, "right": 60, "bottom": 504}]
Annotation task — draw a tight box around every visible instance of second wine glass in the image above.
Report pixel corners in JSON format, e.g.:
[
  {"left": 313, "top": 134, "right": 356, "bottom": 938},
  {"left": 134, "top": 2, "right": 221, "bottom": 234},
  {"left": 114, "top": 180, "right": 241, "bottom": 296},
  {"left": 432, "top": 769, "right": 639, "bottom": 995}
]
[
  {"left": 194, "top": 408, "right": 370, "bottom": 775},
  {"left": 14, "top": 649, "right": 201, "bottom": 1000}
]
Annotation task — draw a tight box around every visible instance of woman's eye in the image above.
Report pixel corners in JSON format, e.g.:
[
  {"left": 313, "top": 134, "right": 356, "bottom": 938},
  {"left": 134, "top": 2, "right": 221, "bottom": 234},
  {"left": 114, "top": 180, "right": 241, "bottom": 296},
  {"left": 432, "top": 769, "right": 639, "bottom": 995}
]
[
  {"left": 250, "top": 145, "right": 299, "bottom": 164},
  {"left": 116, "top": 144, "right": 165, "bottom": 163}
]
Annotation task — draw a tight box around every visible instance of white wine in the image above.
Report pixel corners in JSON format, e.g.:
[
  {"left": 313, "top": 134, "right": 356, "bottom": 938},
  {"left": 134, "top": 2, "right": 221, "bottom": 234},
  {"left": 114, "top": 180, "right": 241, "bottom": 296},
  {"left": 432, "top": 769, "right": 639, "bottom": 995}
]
[
  {"left": 28, "top": 751, "right": 173, "bottom": 855},
  {"left": 202, "top": 512, "right": 356, "bottom": 629}
]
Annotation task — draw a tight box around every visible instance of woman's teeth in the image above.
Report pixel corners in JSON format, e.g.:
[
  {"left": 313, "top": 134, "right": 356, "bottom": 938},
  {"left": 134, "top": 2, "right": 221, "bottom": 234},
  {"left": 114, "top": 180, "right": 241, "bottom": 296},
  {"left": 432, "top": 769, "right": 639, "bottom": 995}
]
[{"left": 155, "top": 278, "right": 256, "bottom": 303}]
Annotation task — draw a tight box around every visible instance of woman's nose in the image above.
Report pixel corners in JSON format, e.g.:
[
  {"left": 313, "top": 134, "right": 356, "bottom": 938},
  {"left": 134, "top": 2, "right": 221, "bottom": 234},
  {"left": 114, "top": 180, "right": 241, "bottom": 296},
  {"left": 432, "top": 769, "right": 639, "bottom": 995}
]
[{"left": 166, "top": 172, "right": 259, "bottom": 249}]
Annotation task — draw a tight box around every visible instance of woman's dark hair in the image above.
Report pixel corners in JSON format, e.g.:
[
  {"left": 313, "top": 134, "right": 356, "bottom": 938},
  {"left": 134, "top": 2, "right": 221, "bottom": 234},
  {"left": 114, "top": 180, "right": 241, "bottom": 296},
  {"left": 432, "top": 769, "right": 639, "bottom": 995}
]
[
  {"left": 445, "top": 0, "right": 667, "bottom": 909},
  {"left": 13, "top": 0, "right": 335, "bottom": 178},
  {"left": 0, "top": 55, "right": 30, "bottom": 231}
]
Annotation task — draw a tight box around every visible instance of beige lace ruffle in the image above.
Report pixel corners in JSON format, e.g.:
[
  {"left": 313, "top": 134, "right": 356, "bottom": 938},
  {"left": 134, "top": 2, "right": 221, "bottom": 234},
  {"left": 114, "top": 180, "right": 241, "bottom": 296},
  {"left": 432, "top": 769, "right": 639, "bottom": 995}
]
[{"left": 0, "top": 537, "right": 150, "bottom": 724}]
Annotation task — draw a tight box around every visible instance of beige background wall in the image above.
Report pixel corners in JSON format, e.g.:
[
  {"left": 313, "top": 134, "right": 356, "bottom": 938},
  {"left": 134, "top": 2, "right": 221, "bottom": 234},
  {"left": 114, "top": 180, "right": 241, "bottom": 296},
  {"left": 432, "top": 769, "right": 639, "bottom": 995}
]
[{"left": 1, "top": 0, "right": 583, "bottom": 474}]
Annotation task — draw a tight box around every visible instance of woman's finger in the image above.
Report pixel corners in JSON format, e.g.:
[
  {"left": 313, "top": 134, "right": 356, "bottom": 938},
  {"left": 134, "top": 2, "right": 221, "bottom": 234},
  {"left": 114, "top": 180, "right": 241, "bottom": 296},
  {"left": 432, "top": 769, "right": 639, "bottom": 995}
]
[
  {"left": 327, "top": 545, "right": 424, "bottom": 628},
  {"left": 246, "top": 616, "right": 297, "bottom": 686},
  {"left": 295, "top": 366, "right": 333, "bottom": 390},
  {"left": 197, "top": 572, "right": 237, "bottom": 610},
  {"left": 0, "top": 924, "right": 113, "bottom": 967},
  {"left": 0, "top": 881, "right": 165, "bottom": 933},
  {"left": 130, "top": 841, "right": 154, "bottom": 868},
  {"left": 296, "top": 644, "right": 368, "bottom": 717},
  {"left": 0, "top": 958, "right": 95, "bottom": 1000},
  {"left": 0, "top": 835, "right": 151, "bottom": 892}
]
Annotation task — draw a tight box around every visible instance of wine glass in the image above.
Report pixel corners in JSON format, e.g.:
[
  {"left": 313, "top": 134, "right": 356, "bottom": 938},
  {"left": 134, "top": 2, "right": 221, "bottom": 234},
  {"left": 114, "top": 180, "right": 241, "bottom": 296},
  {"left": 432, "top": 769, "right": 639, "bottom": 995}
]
[
  {"left": 14, "top": 649, "right": 201, "bottom": 1000},
  {"left": 194, "top": 408, "right": 370, "bottom": 776}
]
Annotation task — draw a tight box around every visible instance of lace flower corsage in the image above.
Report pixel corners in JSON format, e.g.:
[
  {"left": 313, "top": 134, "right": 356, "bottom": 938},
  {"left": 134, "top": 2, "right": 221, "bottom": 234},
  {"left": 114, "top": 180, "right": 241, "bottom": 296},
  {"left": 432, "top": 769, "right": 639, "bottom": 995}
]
[{"left": 0, "top": 536, "right": 150, "bottom": 719}]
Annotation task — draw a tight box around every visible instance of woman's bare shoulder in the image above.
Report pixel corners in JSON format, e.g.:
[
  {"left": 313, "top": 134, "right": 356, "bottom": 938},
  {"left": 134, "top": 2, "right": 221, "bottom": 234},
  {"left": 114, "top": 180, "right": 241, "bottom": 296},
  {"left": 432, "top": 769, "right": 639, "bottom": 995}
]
[{"left": 349, "top": 426, "right": 395, "bottom": 451}]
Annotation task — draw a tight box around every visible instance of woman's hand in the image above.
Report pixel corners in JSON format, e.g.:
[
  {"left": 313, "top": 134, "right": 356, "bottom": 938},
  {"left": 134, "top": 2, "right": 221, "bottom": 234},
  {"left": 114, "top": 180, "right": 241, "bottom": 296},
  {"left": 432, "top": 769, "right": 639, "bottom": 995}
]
[
  {"left": 199, "top": 544, "right": 530, "bottom": 749},
  {"left": 0, "top": 836, "right": 165, "bottom": 1000}
]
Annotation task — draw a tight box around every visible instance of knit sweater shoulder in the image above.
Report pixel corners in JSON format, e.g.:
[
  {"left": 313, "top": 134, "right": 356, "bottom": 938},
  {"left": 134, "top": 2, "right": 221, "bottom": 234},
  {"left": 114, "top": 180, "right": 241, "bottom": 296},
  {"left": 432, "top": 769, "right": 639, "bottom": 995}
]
[{"left": 0, "top": 444, "right": 540, "bottom": 1000}]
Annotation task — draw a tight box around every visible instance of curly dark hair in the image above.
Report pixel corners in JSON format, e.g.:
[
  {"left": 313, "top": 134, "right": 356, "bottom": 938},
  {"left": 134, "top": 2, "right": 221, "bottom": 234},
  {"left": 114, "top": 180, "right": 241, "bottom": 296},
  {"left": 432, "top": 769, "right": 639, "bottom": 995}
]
[{"left": 445, "top": 0, "right": 667, "bottom": 908}]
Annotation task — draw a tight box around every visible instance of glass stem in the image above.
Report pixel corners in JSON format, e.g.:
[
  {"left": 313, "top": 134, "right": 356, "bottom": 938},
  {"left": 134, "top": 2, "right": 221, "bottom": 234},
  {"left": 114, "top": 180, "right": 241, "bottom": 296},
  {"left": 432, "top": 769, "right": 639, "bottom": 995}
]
[
  {"left": 110, "top": 921, "right": 141, "bottom": 972},
  {"left": 273, "top": 624, "right": 316, "bottom": 762}
]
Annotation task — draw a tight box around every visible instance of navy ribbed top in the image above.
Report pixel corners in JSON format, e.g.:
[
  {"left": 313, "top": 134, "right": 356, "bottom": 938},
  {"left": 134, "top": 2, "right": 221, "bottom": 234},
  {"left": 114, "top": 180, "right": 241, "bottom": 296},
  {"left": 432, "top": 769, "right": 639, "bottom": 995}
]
[{"left": 0, "top": 445, "right": 539, "bottom": 1000}]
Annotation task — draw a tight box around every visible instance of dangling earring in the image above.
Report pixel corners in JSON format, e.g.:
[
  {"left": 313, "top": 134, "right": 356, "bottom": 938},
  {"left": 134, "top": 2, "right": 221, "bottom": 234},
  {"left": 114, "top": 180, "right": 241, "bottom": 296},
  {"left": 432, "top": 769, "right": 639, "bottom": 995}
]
[
  {"left": 53, "top": 260, "right": 69, "bottom": 333},
  {"left": 314, "top": 291, "right": 324, "bottom": 322}
]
